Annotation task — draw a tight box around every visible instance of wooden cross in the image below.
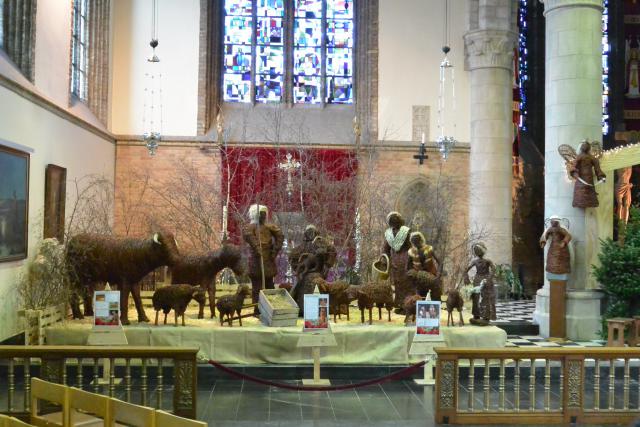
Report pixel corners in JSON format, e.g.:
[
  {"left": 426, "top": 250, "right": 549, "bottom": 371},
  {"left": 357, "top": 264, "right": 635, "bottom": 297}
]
[{"left": 413, "top": 143, "right": 428, "bottom": 165}]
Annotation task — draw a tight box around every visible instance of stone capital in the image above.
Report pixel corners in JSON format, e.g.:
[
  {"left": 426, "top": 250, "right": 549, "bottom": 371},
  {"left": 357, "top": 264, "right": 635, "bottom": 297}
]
[
  {"left": 540, "top": 0, "right": 603, "bottom": 16},
  {"left": 463, "top": 29, "right": 517, "bottom": 72}
]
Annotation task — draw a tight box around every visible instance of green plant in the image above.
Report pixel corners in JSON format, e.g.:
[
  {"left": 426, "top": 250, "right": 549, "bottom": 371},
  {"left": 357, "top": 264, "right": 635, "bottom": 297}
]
[
  {"left": 593, "top": 207, "right": 640, "bottom": 336},
  {"left": 494, "top": 264, "right": 523, "bottom": 299},
  {"left": 17, "top": 238, "right": 71, "bottom": 310}
]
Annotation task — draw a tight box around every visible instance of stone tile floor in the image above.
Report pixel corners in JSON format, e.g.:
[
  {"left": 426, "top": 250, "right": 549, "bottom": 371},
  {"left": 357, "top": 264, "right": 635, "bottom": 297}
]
[
  {"left": 0, "top": 375, "right": 633, "bottom": 427},
  {"left": 195, "top": 379, "right": 634, "bottom": 427}
]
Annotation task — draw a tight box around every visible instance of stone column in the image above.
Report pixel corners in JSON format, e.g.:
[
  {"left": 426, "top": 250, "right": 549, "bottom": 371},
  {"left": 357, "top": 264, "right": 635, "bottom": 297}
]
[
  {"left": 534, "top": 0, "right": 604, "bottom": 340},
  {"left": 464, "top": 1, "right": 517, "bottom": 265}
]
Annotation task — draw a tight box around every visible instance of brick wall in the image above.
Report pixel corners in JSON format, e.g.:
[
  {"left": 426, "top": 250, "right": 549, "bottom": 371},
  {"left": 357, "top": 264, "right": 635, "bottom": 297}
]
[
  {"left": 356, "top": 147, "right": 470, "bottom": 286},
  {"left": 358, "top": 147, "right": 469, "bottom": 235},
  {"left": 114, "top": 143, "right": 222, "bottom": 251},
  {"left": 114, "top": 143, "right": 470, "bottom": 277}
]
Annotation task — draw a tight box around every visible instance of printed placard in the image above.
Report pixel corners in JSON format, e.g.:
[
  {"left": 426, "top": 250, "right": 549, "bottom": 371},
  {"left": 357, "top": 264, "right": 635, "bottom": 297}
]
[
  {"left": 93, "top": 291, "right": 121, "bottom": 327},
  {"left": 416, "top": 300, "right": 441, "bottom": 336},
  {"left": 303, "top": 294, "right": 329, "bottom": 331}
]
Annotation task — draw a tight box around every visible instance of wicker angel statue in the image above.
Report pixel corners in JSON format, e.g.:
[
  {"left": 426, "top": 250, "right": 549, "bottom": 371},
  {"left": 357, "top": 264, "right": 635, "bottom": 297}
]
[{"left": 557, "top": 140, "right": 606, "bottom": 208}]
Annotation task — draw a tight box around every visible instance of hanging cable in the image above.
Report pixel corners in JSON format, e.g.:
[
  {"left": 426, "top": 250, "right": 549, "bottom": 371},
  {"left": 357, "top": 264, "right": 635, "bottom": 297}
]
[{"left": 151, "top": 0, "right": 158, "bottom": 42}]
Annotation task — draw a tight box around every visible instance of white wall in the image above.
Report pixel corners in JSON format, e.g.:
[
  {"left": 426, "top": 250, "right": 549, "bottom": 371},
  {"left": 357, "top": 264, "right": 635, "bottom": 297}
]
[
  {"left": 0, "top": 87, "right": 115, "bottom": 342},
  {"left": 0, "top": 0, "right": 116, "bottom": 342},
  {"left": 378, "top": 0, "right": 470, "bottom": 143},
  {"left": 34, "top": 0, "right": 73, "bottom": 107},
  {"left": 111, "top": 0, "right": 200, "bottom": 136}
]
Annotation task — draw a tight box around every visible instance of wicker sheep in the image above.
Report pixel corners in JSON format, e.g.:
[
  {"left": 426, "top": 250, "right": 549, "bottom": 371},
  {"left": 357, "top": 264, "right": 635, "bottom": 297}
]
[
  {"left": 66, "top": 231, "right": 180, "bottom": 325},
  {"left": 354, "top": 281, "right": 394, "bottom": 325},
  {"left": 315, "top": 279, "right": 356, "bottom": 322},
  {"left": 215, "top": 285, "right": 251, "bottom": 327},
  {"left": 152, "top": 284, "right": 206, "bottom": 326},
  {"left": 170, "top": 243, "right": 246, "bottom": 319},
  {"left": 446, "top": 287, "right": 465, "bottom": 326},
  {"left": 403, "top": 294, "right": 423, "bottom": 325}
]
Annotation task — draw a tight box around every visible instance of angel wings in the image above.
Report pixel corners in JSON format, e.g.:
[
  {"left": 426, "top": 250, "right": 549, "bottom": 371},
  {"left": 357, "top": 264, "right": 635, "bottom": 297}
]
[{"left": 557, "top": 140, "right": 603, "bottom": 179}]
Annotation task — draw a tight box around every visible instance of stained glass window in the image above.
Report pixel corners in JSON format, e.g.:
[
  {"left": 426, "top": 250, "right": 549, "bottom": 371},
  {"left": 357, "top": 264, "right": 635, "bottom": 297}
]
[
  {"left": 602, "top": 0, "right": 609, "bottom": 135},
  {"left": 223, "top": 0, "right": 353, "bottom": 104},
  {"left": 255, "top": 0, "right": 284, "bottom": 102},
  {"left": 223, "top": 0, "right": 253, "bottom": 102},
  {"left": 71, "top": 0, "right": 89, "bottom": 100},
  {"left": 294, "top": 0, "right": 353, "bottom": 104},
  {"left": 517, "top": 0, "right": 527, "bottom": 131}
]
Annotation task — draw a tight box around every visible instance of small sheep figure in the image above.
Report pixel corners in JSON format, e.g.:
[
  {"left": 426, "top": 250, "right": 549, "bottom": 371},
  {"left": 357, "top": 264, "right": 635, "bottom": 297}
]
[
  {"left": 215, "top": 285, "right": 251, "bottom": 327},
  {"left": 446, "top": 287, "right": 465, "bottom": 327},
  {"left": 354, "top": 282, "right": 394, "bottom": 325},
  {"left": 315, "top": 279, "right": 356, "bottom": 322},
  {"left": 403, "top": 295, "right": 423, "bottom": 325},
  {"left": 152, "top": 284, "right": 206, "bottom": 327}
]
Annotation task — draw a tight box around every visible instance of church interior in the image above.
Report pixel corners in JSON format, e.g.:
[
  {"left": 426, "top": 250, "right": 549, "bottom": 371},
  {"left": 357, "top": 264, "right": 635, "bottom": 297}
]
[{"left": 2, "top": 0, "right": 640, "bottom": 426}]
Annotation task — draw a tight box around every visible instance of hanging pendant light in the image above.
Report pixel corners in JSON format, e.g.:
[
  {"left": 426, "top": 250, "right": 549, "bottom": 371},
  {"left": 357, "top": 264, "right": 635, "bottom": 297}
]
[
  {"left": 143, "top": 0, "right": 163, "bottom": 155},
  {"left": 436, "top": 0, "right": 457, "bottom": 160}
]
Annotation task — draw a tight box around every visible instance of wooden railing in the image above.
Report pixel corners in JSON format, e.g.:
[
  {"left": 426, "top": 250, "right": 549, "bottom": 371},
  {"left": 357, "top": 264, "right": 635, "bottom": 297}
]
[
  {"left": 0, "top": 346, "right": 198, "bottom": 419},
  {"left": 435, "top": 347, "right": 640, "bottom": 425}
]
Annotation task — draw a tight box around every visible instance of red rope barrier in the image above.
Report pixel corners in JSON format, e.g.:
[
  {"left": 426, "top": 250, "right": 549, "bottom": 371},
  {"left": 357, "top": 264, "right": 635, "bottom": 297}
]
[{"left": 207, "top": 359, "right": 427, "bottom": 391}]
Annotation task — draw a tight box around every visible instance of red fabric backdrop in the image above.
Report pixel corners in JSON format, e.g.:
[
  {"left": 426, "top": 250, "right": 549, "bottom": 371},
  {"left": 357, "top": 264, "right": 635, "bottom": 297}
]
[{"left": 221, "top": 147, "right": 358, "bottom": 251}]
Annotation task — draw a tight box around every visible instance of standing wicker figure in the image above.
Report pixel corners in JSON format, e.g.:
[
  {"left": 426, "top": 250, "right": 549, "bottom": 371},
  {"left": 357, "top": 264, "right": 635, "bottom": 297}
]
[
  {"left": 242, "top": 205, "right": 284, "bottom": 307},
  {"left": 292, "top": 236, "right": 336, "bottom": 314},
  {"left": 407, "top": 231, "right": 442, "bottom": 301},
  {"left": 465, "top": 243, "right": 496, "bottom": 325},
  {"left": 382, "top": 212, "right": 412, "bottom": 312},
  {"left": 288, "top": 224, "right": 319, "bottom": 273},
  {"left": 558, "top": 140, "right": 606, "bottom": 208},
  {"left": 540, "top": 216, "right": 572, "bottom": 276},
  {"left": 616, "top": 167, "right": 633, "bottom": 224}
]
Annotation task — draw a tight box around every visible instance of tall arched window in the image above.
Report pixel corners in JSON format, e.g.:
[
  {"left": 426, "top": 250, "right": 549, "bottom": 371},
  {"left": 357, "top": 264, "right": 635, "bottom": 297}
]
[
  {"left": 223, "top": 0, "right": 353, "bottom": 104},
  {"left": 71, "top": 0, "right": 90, "bottom": 100}
]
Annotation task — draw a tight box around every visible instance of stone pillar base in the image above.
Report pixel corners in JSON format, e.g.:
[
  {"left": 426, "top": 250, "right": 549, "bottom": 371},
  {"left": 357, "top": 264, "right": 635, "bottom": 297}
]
[{"left": 534, "top": 287, "right": 603, "bottom": 341}]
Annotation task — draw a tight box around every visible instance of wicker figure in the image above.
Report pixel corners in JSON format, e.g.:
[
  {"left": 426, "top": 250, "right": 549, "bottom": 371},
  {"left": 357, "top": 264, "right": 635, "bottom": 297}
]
[
  {"left": 403, "top": 294, "right": 423, "bottom": 325},
  {"left": 407, "top": 231, "right": 442, "bottom": 301},
  {"left": 465, "top": 243, "right": 496, "bottom": 325},
  {"left": 382, "top": 212, "right": 412, "bottom": 312},
  {"left": 315, "top": 279, "right": 356, "bottom": 322},
  {"left": 288, "top": 224, "right": 320, "bottom": 273},
  {"left": 242, "top": 205, "right": 284, "bottom": 306},
  {"left": 66, "top": 231, "right": 180, "bottom": 325},
  {"left": 215, "top": 285, "right": 251, "bottom": 327},
  {"left": 291, "top": 236, "right": 337, "bottom": 315},
  {"left": 558, "top": 140, "right": 606, "bottom": 208},
  {"left": 355, "top": 281, "right": 394, "bottom": 325},
  {"left": 152, "top": 284, "right": 206, "bottom": 327},
  {"left": 540, "top": 216, "right": 572, "bottom": 276},
  {"left": 616, "top": 167, "right": 633, "bottom": 224},
  {"left": 445, "top": 287, "right": 464, "bottom": 327}
]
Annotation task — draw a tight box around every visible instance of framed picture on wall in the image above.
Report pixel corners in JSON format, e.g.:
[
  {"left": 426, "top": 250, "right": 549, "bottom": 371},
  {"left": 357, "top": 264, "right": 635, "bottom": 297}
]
[
  {"left": 0, "top": 145, "right": 30, "bottom": 262},
  {"left": 44, "top": 164, "right": 66, "bottom": 242}
]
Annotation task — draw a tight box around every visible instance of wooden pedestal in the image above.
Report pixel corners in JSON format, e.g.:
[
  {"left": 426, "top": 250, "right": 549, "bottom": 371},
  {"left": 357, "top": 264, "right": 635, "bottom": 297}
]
[{"left": 549, "top": 280, "right": 566, "bottom": 340}]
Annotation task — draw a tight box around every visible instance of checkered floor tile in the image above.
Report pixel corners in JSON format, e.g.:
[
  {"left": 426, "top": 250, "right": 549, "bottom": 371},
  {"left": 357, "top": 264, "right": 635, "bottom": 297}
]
[
  {"left": 506, "top": 335, "right": 606, "bottom": 347},
  {"left": 495, "top": 299, "right": 536, "bottom": 323}
]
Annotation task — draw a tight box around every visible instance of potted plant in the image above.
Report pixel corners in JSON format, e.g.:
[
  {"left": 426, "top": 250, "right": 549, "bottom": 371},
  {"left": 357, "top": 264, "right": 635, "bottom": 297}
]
[
  {"left": 17, "top": 238, "right": 71, "bottom": 344},
  {"left": 593, "top": 207, "right": 640, "bottom": 336},
  {"left": 494, "top": 263, "right": 524, "bottom": 300}
]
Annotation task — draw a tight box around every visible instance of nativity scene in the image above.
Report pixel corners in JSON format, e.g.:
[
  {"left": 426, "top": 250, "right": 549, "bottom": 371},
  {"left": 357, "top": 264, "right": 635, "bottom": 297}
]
[{"left": 1, "top": 0, "right": 640, "bottom": 426}]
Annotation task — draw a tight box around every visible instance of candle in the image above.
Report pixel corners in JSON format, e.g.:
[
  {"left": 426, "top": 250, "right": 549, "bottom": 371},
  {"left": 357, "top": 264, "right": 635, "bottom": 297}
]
[
  {"left": 222, "top": 205, "right": 228, "bottom": 233},
  {"left": 421, "top": 132, "right": 425, "bottom": 145}
]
